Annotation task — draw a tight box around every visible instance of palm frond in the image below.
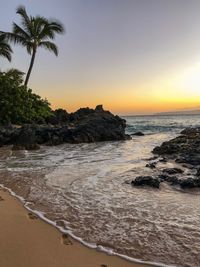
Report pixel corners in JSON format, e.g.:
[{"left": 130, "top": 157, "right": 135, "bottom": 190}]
[
  {"left": 13, "top": 22, "right": 31, "bottom": 39},
  {"left": 48, "top": 20, "right": 65, "bottom": 34},
  {"left": 16, "top": 6, "right": 33, "bottom": 36},
  {"left": 4, "top": 32, "right": 28, "bottom": 45},
  {"left": 39, "top": 41, "right": 58, "bottom": 56},
  {"left": 32, "top": 17, "right": 47, "bottom": 38},
  {"left": 0, "top": 49, "right": 12, "bottom": 62},
  {"left": 0, "top": 33, "right": 12, "bottom": 61},
  {"left": 16, "top": 6, "right": 30, "bottom": 27}
]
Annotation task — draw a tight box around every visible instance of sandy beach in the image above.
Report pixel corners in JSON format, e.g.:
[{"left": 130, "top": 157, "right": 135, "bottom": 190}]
[{"left": 0, "top": 189, "right": 149, "bottom": 267}]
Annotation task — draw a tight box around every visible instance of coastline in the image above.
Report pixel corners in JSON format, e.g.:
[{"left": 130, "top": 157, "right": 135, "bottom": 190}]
[{"left": 0, "top": 188, "right": 151, "bottom": 267}]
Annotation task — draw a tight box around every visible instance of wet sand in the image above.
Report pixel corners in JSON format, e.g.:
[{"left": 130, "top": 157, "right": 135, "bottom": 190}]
[{"left": 0, "top": 189, "right": 149, "bottom": 267}]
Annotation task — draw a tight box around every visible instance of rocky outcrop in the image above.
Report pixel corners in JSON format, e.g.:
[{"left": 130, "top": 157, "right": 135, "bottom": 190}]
[
  {"left": 129, "top": 127, "right": 200, "bottom": 191},
  {"left": 0, "top": 105, "right": 130, "bottom": 149},
  {"left": 179, "top": 177, "right": 200, "bottom": 188},
  {"left": 131, "top": 174, "right": 200, "bottom": 189},
  {"left": 152, "top": 127, "right": 200, "bottom": 166}
]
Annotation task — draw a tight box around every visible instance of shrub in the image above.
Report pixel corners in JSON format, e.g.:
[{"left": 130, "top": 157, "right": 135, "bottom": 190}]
[{"left": 0, "top": 70, "right": 52, "bottom": 124}]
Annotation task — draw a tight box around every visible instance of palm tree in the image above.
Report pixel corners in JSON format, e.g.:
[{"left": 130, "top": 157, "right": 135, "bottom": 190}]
[
  {"left": 5, "top": 6, "right": 64, "bottom": 86},
  {"left": 0, "top": 33, "right": 12, "bottom": 62}
]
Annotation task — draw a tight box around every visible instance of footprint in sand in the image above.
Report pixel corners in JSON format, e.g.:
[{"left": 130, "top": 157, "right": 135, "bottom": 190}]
[
  {"left": 101, "top": 265, "right": 108, "bottom": 267},
  {"left": 28, "top": 212, "right": 38, "bottom": 220},
  {"left": 62, "top": 233, "right": 73, "bottom": 245},
  {"left": 0, "top": 196, "right": 4, "bottom": 201}
]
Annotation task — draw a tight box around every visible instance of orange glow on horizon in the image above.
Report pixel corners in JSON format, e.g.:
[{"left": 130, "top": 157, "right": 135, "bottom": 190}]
[{"left": 34, "top": 62, "right": 200, "bottom": 115}]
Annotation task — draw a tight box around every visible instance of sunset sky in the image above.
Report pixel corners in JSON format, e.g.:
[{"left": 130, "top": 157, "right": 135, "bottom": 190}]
[{"left": 1, "top": 0, "right": 200, "bottom": 115}]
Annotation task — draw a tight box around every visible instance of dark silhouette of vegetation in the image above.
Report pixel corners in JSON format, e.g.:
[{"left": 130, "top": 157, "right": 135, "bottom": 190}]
[
  {"left": 0, "top": 70, "right": 52, "bottom": 125},
  {"left": 0, "top": 33, "right": 12, "bottom": 62},
  {"left": 4, "top": 6, "right": 64, "bottom": 86}
]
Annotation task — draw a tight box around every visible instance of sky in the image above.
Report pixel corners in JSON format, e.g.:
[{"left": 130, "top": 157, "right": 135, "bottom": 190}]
[{"left": 1, "top": 0, "right": 200, "bottom": 115}]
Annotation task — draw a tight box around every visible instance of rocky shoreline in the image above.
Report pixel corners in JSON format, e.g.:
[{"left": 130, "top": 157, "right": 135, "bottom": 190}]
[
  {"left": 2, "top": 107, "right": 200, "bottom": 191},
  {"left": 0, "top": 105, "right": 130, "bottom": 150},
  {"left": 131, "top": 127, "right": 200, "bottom": 190}
]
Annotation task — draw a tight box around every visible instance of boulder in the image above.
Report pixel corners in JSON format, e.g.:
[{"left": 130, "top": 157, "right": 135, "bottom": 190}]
[
  {"left": 145, "top": 162, "right": 156, "bottom": 169},
  {"left": 131, "top": 176, "right": 160, "bottom": 188},
  {"left": 180, "top": 177, "right": 200, "bottom": 189}
]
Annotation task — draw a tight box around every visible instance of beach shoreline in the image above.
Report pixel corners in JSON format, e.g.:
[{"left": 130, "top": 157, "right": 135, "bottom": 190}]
[{"left": 0, "top": 188, "right": 151, "bottom": 267}]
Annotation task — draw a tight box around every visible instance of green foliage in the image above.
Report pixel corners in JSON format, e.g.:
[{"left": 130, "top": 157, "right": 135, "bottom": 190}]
[{"left": 0, "top": 70, "right": 52, "bottom": 124}]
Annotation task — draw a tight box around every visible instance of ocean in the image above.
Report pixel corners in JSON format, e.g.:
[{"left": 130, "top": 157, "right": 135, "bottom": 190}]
[{"left": 0, "top": 114, "right": 200, "bottom": 267}]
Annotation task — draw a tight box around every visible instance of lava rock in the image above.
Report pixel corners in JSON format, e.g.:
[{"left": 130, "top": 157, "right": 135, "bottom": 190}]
[
  {"left": 159, "top": 158, "right": 167, "bottom": 163},
  {"left": 47, "top": 109, "right": 70, "bottom": 125},
  {"left": 152, "top": 127, "right": 200, "bottom": 167},
  {"left": 162, "top": 168, "right": 184, "bottom": 175},
  {"left": 158, "top": 174, "right": 179, "bottom": 185},
  {"left": 145, "top": 162, "right": 157, "bottom": 169},
  {"left": 12, "top": 125, "right": 40, "bottom": 150},
  {"left": 0, "top": 105, "right": 130, "bottom": 148},
  {"left": 131, "top": 176, "right": 160, "bottom": 188},
  {"left": 196, "top": 168, "right": 200, "bottom": 177},
  {"left": 180, "top": 177, "right": 200, "bottom": 189},
  {"left": 131, "top": 131, "right": 144, "bottom": 136}
]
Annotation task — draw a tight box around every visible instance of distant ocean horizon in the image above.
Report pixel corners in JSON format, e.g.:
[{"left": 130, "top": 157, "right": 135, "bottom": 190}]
[{"left": 121, "top": 109, "right": 200, "bottom": 117}]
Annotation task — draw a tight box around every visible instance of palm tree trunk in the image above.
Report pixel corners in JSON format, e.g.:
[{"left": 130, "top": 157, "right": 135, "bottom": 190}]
[{"left": 24, "top": 49, "right": 36, "bottom": 86}]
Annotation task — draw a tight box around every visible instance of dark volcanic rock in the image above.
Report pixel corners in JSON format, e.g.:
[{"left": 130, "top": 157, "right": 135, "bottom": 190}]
[
  {"left": 162, "top": 168, "right": 184, "bottom": 175},
  {"left": 47, "top": 109, "right": 70, "bottom": 125},
  {"left": 158, "top": 174, "right": 179, "bottom": 185},
  {"left": 180, "top": 127, "right": 200, "bottom": 135},
  {"left": 159, "top": 158, "right": 167, "bottom": 163},
  {"left": 95, "top": 104, "right": 104, "bottom": 112},
  {"left": 152, "top": 127, "right": 200, "bottom": 167},
  {"left": 12, "top": 125, "right": 40, "bottom": 150},
  {"left": 180, "top": 177, "right": 200, "bottom": 189},
  {"left": 0, "top": 105, "right": 130, "bottom": 149},
  {"left": 131, "top": 173, "right": 200, "bottom": 189},
  {"left": 131, "top": 176, "right": 160, "bottom": 188},
  {"left": 196, "top": 168, "right": 200, "bottom": 177},
  {"left": 131, "top": 131, "right": 144, "bottom": 136},
  {"left": 145, "top": 162, "right": 156, "bottom": 169},
  {"left": 0, "top": 125, "right": 20, "bottom": 146}
]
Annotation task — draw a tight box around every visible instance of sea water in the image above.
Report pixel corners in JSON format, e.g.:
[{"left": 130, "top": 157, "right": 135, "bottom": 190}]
[{"left": 0, "top": 114, "right": 200, "bottom": 267}]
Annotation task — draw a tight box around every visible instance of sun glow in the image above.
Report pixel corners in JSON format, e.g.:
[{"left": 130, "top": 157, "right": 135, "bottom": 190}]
[{"left": 179, "top": 62, "right": 200, "bottom": 95}]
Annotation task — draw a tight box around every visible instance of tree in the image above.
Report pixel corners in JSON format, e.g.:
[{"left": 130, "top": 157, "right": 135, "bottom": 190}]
[
  {"left": 0, "top": 33, "right": 12, "bottom": 62},
  {"left": 0, "top": 69, "right": 52, "bottom": 124},
  {"left": 5, "top": 6, "right": 64, "bottom": 86}
]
